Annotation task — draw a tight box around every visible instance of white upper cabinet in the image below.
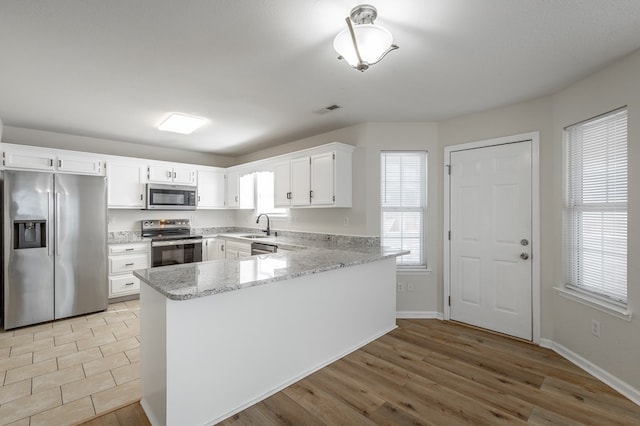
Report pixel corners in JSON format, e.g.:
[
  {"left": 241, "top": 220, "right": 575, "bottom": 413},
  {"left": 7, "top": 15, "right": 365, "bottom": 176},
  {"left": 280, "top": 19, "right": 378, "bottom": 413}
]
[
  {"left": 57, "top": 154, "right": 104, "bottom": 175},
  {"left": 2, "top": 145, "right": 104, "bottom": 176},
  {"left": 273, "top": 143, "right": 353, "bottom": 208},
  {"left": 107, "top": 161, "right": 146, "bottom": 209},
  {"left": 197, "top": 168, "right": 226, "bottom": 208},
  {"left": 226, "top": 170, "right": 255, "bottom": 209},
  {"left": 290, "top": 157, "right": 311, "bottom": 206},
  {"left": 147, "top": 164, "right": 196, "bottom": 186},
  {"left": 310, "top": 152, "right": 335, "bottom": 206},
  {"left": 273, "top": 161, "right": 292, "bottom": 207},
  {"left": 3, "top": 149, "right": 55, "bottom": 171}
]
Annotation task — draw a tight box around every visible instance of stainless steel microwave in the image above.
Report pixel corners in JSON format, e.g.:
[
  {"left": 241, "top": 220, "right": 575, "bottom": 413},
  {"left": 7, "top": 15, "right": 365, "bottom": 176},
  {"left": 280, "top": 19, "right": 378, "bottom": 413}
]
[{"left": 146, "top": 184, "right": 197, "bottom": 210}]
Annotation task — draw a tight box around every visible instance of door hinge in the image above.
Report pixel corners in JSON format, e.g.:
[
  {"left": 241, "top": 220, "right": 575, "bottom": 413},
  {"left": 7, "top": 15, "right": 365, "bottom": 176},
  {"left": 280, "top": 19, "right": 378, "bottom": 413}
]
[
  {"left": 333, "top": 195, "right": 335, "bottom": 202},
  {"left": 332, "top": 153, "right": 335, "bottom": 160},
  {"left": 446, "top": 164, "right": 451, "bottom": 175},
  {"left": 448, "top": 230, "right": 451, "bottom": 240},
  {"left": 448, "top": 296, "right": 451, "bottom": 306}
]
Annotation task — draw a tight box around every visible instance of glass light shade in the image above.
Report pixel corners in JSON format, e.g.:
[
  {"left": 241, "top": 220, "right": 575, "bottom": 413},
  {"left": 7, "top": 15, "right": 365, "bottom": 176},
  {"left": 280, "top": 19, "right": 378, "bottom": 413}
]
[
  {"left": 158, "top": 113, "right": 207, "bottom": 134},
  {"left": 333, "top": 24, "right": 394, "bottom": 67}
]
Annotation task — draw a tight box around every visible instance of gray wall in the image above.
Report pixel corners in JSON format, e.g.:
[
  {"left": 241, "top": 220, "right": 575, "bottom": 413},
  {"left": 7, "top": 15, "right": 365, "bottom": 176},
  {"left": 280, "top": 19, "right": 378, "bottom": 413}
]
[
  {"left": 2, "top": 126, "right": 234, "bottom": 167},
  {"left": 438, "top": 47, "right": 640, "bottom": 392}
]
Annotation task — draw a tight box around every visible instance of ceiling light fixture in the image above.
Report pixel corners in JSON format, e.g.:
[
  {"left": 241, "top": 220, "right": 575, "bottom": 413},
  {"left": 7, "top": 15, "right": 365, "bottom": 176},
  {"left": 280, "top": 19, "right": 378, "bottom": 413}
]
[
  {"left": 158, "top": 113, "right": 207, "bottom": 134},
  {"left": 333, "top": 4, "right": 398, "bottom": 72}
]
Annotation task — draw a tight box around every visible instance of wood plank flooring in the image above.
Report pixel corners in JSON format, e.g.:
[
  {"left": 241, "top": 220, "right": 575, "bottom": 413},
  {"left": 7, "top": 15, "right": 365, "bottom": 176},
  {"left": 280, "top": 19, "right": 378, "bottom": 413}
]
[{"left": 84, "top": 319, "right": 640, "bottom": 425}]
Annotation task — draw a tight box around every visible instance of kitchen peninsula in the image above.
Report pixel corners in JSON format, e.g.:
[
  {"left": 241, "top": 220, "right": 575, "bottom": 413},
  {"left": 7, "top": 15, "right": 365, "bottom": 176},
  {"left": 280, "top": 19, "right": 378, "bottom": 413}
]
[{"left": 134, "top": 240, "right": 406, "bottom": 425}]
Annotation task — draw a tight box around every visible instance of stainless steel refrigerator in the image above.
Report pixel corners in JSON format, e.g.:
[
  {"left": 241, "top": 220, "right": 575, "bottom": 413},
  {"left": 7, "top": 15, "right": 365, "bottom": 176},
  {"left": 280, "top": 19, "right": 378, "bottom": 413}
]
[{"left": 2, "top": 170, "right": 108, "bottom": 329}]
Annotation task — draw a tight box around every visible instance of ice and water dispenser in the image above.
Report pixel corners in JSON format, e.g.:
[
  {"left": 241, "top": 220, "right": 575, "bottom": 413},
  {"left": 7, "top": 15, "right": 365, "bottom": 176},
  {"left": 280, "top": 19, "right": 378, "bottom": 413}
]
[{"left": 13, "top": 220, "right": 47, "bottom": 249}]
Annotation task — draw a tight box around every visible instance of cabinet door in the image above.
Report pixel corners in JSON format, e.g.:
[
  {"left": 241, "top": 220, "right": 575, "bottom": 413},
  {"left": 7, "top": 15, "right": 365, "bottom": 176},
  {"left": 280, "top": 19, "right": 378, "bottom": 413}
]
[
  {"left": 273, "top": 161, "right": 292, "bottom": 207},
  {"left": 172, "top": 166, "right": 196, "bottom": 185},
  {"left": 147, "top": 166, "right": 173, "bottom": 184},
  {"left": 310, "top": 152, "right": 335, "bottom": 206},
  {"left": 214, "top": 239, "right": 225, "bottom": 259},
  {"left": 226, "top": 171, "right": 239, "bottom": 208},
  {"left": 57, "top": 155, "right": 104, "bottom": 176},
  {"left": 290, "top": 157, "right": 311, "bottom": 206},
  {"left": 203, "top": 238, "right": 223, "bottom": 261},
  {"left": 3, "top": 149, "right": 55, "bottom": 171},
  {"left": 197, "top": 169, "right": 226, "bottom": 208},
  {"left": 107, "top": 162, "right": 145, "bottom": 208},
  {"left": 239, "top": 173, "right": 255, "bottom": 209}
]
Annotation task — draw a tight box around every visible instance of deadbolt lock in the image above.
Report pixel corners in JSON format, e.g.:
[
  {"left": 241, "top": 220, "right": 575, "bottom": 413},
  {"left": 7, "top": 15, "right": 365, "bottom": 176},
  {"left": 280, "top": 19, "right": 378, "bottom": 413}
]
[{"left": 520, "top": 239, "right": 529, "bottom": 246}]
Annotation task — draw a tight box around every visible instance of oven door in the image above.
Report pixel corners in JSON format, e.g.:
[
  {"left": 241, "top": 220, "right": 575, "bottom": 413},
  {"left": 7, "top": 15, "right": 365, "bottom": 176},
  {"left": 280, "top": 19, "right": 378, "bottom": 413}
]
[{"left": 151, "top": 240, "right": 203, "bottom": 267}]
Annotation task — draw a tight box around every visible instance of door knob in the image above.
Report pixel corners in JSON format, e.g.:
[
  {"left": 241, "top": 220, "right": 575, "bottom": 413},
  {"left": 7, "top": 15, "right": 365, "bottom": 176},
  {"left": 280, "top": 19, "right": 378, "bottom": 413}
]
[
  {"left": 520, "top": 239, "right": 529, "bottom": 246},
  {"left": 520, "top": 253, "right": 529, "bottom": 260}
]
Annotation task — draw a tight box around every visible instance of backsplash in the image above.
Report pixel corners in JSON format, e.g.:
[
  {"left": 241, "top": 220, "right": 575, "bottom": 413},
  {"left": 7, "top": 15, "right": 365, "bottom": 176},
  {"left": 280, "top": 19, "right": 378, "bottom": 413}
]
[{"left": 108, "top": 227, "right": 380, "bottom": 248}]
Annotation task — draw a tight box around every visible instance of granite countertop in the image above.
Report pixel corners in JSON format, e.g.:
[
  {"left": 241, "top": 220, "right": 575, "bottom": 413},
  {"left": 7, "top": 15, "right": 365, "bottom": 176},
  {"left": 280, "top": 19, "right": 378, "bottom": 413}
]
[{"left": 134, "top": 243, "right": 408, "bottom": 301}]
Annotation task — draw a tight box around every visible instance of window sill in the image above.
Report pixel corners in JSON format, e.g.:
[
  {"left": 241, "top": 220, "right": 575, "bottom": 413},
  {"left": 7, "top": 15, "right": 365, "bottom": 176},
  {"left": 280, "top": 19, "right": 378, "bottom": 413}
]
[
  {"left": 554, "top": 286, "right": 632, "bottom": 321},
  {"left": 397, "top": 267, "right": 431, "bottom": 275}
]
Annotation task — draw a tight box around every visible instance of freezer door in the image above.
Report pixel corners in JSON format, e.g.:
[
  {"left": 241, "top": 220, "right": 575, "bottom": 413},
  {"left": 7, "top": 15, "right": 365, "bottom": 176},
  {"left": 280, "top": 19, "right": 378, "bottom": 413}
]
[
  {"left": 3, "top": 171, "right": 55, "bottom": 329},
  {"left": 54, "top": 174, "right": 108, "bottom": 319}
]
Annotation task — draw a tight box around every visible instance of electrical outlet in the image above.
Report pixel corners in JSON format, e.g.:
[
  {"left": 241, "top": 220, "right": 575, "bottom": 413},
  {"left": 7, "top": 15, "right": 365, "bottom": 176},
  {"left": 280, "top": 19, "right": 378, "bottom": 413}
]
[
  {"left": 407, "top": 283, "right": 415, "bottom": 292},
  {"left": 107, "top": 216, "right": 114, "bottom": 225},
  {"left": 343, "top": 217, "right": 350, "bottom": 226},
  {"left": 397, "top": 282, "right": 406, "bottom": 292},
  {"left": 591, "top": 319, "right": 601, "bottom": 337}
]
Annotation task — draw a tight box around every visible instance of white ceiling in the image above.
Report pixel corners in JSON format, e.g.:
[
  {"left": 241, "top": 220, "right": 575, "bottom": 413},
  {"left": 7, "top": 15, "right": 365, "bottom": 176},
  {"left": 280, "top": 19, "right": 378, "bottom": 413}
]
[{"left": 1, "top": 1, "right": 640, "bottom": 156}]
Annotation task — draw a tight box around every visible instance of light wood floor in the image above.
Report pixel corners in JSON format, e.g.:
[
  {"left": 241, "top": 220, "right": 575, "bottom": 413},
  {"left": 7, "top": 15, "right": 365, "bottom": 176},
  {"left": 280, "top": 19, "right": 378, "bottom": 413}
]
[
  {"left": 84, "top": 319, "right": 640, "bottom": 425},
  {"left": 0, "top": 300, "right": 141, "bottom": 425}
]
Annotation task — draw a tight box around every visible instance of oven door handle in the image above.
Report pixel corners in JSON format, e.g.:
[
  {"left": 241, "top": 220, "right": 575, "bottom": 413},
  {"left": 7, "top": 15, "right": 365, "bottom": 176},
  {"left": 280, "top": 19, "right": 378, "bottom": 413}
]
[{"left": 151, "top": 239, "right": 202, "bottom": 247}]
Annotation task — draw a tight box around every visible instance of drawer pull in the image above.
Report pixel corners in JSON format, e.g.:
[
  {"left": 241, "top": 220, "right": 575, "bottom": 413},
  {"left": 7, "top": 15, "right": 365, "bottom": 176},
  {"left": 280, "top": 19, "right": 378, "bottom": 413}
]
[
  {"left": 125, "top": 248, "right": 135, "bottom": 251},
  {"left": 125, "top": 282, "right": 135, "bottom": 286},
  {"left": 124, "top": 263, "right": 135, "bottom": 266}
]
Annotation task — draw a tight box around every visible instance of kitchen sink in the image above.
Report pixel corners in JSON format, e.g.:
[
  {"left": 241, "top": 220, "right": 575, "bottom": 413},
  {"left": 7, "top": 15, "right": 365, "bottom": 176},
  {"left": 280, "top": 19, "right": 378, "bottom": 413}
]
[{"left": 241, "top": 234, "right": 269, "bottom": 239}]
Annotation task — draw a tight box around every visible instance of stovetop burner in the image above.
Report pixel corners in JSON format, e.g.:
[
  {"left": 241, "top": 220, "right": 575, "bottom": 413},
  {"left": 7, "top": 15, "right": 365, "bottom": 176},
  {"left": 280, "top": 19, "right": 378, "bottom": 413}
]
[{"left": 141, "top": 219, "right": 201, "bottom": 240}]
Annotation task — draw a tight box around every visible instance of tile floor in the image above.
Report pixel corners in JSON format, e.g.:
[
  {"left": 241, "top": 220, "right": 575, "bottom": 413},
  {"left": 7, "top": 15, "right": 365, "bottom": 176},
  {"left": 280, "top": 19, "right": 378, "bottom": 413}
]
[{"left": 0, "top": 300, "right": 141, "bottom": 426}]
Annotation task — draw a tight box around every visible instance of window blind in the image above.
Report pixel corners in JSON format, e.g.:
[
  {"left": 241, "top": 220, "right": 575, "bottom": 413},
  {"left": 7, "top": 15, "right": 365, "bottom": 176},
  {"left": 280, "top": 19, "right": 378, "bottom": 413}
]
[
  {"left": 381, "top": 151, "right": 426, "bottom": 266},
  {"left": 564, "top": 108, "right": 627, "bottom": 304}
]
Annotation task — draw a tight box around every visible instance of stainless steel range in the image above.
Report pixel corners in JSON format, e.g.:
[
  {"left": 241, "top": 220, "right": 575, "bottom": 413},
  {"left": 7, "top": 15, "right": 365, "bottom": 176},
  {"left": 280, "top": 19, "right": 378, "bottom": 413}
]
[{"left": 142, "top": 219, "right": 202, "bottom": 267}]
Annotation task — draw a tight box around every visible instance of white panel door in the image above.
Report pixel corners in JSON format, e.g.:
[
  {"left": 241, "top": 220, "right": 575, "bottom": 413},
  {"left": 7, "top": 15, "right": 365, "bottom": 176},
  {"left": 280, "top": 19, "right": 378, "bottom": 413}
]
[{"left": 450, "top": 141, "right": 532, "bottom": 340}]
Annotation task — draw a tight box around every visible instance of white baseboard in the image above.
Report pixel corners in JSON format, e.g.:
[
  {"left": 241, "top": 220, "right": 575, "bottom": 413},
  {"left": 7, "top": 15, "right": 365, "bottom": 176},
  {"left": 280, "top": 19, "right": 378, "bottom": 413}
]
[
  {"left": 540, "top": 338, "right": 640, "bottom": 406},
  {"left": 396, "top": 311, "right": 443, "bottom": 319}
]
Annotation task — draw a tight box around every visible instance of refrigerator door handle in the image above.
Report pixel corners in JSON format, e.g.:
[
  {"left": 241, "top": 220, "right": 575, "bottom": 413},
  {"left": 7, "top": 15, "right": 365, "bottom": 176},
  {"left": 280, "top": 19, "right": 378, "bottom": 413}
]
[
  {"left": 48, "top": 192, "right": 53, "bottom": 257},
  {"left": 55, "top": 192, "right": 61, "bottom": 256}
]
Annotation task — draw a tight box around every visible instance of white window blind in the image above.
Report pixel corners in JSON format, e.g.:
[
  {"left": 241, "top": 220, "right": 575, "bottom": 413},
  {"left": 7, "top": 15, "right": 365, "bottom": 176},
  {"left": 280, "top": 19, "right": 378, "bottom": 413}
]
[
  {"left": 381, "top": 151, "right": 426, "bottom": 267},
  {"left": 564, "top": 108, "right": 627, "bottom": 304}
]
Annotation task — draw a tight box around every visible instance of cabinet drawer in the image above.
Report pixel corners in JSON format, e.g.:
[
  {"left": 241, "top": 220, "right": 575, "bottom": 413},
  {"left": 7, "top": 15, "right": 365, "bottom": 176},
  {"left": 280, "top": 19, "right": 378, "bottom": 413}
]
[
  {"left": 109, "top": 254, "right": 149, "bottom": 274},
  {"left": 109, "top": 243, "right": 148, "bottom": 255},
  {"left": 109, "top": 274, "right": 140, "bottom": 296}
]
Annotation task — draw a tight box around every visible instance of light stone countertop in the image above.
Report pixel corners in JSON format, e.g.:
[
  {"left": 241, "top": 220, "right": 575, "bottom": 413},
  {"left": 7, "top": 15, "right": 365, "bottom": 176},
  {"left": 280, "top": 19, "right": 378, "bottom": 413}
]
[{"left": 134, "top": 244, "right": 408, "bottom": 301}]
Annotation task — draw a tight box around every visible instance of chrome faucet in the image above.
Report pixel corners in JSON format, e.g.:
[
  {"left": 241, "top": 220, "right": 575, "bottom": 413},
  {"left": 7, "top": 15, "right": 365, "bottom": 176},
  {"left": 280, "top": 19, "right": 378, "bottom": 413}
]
[{"left": 256, "top": 214, "right": 271, "bottom": 236}]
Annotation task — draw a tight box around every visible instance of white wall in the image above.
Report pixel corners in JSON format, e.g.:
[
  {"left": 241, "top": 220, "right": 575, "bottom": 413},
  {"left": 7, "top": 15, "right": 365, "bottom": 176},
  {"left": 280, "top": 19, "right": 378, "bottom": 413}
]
[
  {"left": 550, "top": 48, "right": 640, "bottom": 391},
  {"left": 235, "top": 122, "right": 441, "bottom": 315},
  {"left": 2, "top": 126, "right": 234, "bottom": 167},
  {"left": 107, "top": 209, "right": 235, "bottom": 232},
  {"left": 438, "top": 47, "right": 640, "bottom": 395}
]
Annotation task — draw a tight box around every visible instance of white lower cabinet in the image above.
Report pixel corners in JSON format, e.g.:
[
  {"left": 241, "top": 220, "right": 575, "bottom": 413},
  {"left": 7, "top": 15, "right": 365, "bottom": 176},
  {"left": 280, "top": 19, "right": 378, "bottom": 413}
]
[
  {"left": 108, "top": 242, "right": 149, "bottom": 298},
  {"left": 203, "top": 237, "right": 225, "bottom": 260},
  {"left": 225, "top": 240, "right": 251, "bottom": 259}
]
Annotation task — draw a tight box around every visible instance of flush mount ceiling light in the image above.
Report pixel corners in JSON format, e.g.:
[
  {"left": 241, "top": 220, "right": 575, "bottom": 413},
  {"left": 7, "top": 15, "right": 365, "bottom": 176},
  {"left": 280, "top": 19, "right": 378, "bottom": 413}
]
[
  {"left": 333, "top": 4, "right": 398, "bottom": 72},
  {"left": 158, "top": 113, "right": 207, "bottom": 134}
]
